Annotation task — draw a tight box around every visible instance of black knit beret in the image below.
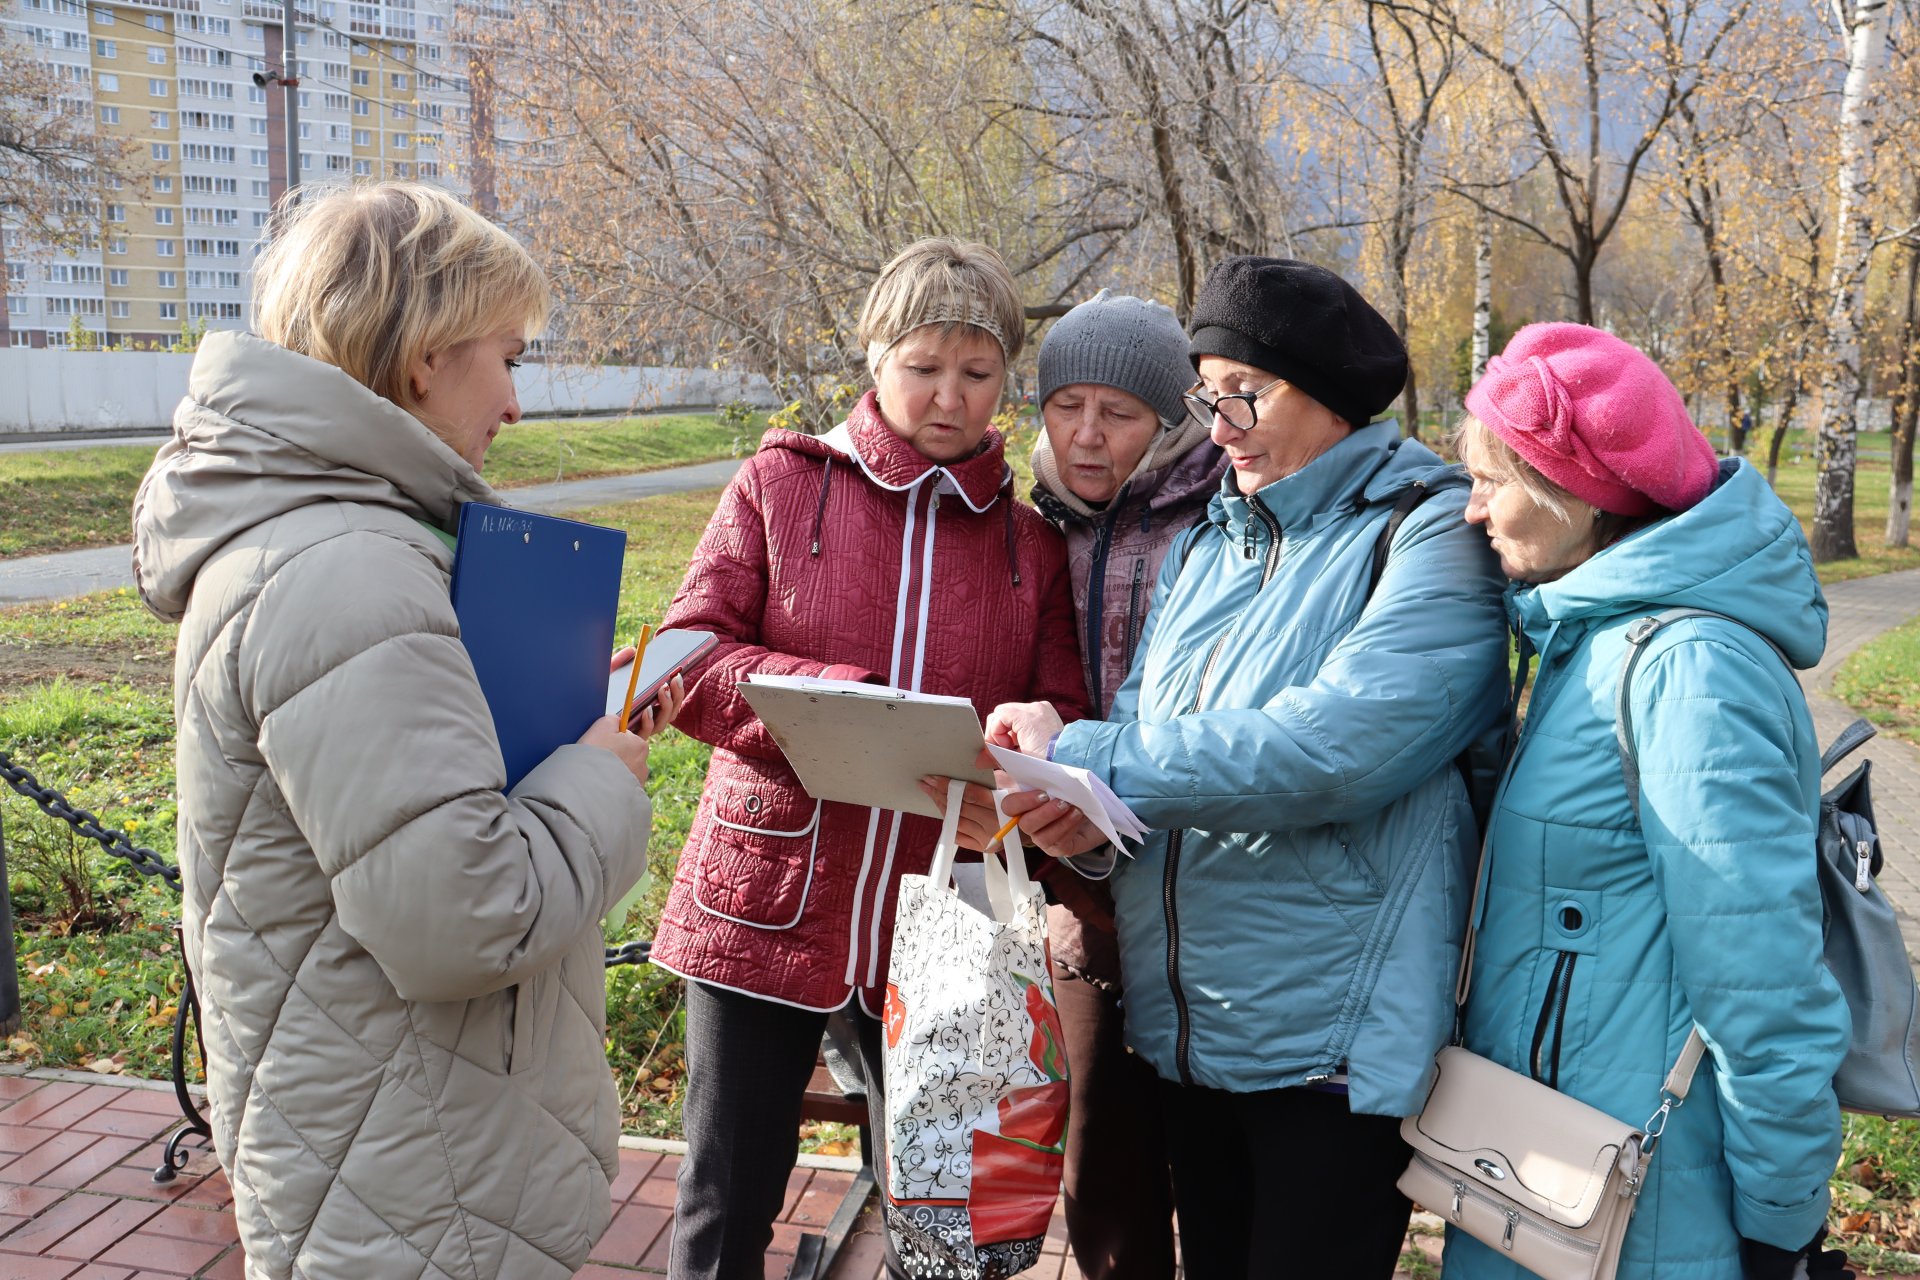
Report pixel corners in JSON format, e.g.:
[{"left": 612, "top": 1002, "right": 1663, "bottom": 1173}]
[{"left": 1187, "top": 256, "right": 1408, "bottom": 428}]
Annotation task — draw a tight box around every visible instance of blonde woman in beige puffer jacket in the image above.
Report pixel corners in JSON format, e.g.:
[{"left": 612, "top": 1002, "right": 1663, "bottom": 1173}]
[{"left": 131, "top": 183, "right": 668, "bottom": 1280}]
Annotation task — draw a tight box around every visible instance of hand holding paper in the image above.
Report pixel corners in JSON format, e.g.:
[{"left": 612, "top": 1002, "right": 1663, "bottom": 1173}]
[{"left": 988, "top": 745, "right": 1147, "bottom": 852}]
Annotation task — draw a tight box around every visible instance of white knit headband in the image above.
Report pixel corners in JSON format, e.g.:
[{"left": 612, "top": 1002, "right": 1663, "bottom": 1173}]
[{"left": 866, "top": 304, "right": 1012, "bottom": 376}]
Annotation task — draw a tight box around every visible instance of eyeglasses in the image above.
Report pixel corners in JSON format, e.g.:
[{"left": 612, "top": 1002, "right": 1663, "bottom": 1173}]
[{"left": 1183, "top": 377, "right": 1285, "bottom": 431}]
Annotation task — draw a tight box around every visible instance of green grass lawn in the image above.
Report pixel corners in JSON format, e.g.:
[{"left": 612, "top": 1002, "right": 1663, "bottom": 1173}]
[
  {"left": 0, "top": 487, "right": 721, "bottom": 1137},
  {"left": 0, "top": 412, "right": 757, "bottom": 560},
  {"left": 1768, "top": 450, "right": 1920, "bottom": 585},
  {"left": 1835, "top": 615, "right": 1920, "bottom": 748}
]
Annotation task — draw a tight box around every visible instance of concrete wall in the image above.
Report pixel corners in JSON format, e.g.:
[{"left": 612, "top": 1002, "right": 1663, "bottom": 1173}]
[{"left": 0, "top": 349, "right": 778, "bottom": 439}]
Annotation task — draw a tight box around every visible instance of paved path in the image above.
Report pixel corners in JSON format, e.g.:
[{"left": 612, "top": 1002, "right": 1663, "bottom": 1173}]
[
  {"left": 1804, "top": 569, "right": 1920, "bottom": 959},
  {"left": 0, "top": 460, "right": 744, "bottom": 607},
  {"left": 0, "top": 1068, "right": 1071, "bottom": 1280}
]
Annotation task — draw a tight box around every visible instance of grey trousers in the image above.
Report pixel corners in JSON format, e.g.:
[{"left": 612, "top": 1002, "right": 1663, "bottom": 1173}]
[{"left": 668, "top": 980, "right": 908, "bottom": 1280}]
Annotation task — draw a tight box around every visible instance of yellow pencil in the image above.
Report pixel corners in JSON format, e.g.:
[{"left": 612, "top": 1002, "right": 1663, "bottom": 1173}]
[
  {"left": 985, "top": 813, "right": 1020, "bottom": 851},
  {"left": 619, "top": 624, "right": 654, "bottom": 732}
]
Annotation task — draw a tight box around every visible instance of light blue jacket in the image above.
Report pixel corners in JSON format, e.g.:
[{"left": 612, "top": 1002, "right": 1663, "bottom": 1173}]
[
  {"left": 1050, "top": 422, "right": 1511, "bottom": 1114},
  {"left": 1445, "top": 460, "right": 1850, "bottom": 1276}
]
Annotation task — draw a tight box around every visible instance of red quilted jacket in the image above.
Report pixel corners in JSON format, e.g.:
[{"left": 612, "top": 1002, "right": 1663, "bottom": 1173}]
[{"left": 651, "top": 392, "right": 1090, "bottom": 1014}]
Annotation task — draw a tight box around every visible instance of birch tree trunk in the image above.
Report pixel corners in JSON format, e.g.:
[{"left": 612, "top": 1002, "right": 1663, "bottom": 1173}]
[
  {"left": 1888, "top": 203, "right": 1919, "bottom": 546},
  {"left": 1471, "top": 207, "right": 1493, "bottom": 385},
  {"left": 1812, "top": 0, "right": 1893, "bottom": 562}
]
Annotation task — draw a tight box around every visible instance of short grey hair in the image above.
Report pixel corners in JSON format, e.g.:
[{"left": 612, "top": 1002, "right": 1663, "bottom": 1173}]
[{"left": 1453, "top": 413, "right": 1576, "bottom": 524}]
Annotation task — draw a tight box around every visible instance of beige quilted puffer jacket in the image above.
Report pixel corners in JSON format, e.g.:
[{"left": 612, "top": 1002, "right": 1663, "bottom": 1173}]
[{"left": 132, "top": 331, "right": 651, "bottom": 1280}]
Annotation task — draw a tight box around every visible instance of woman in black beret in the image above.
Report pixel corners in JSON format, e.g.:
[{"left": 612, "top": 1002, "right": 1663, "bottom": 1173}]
[{"left": 972, "top": 257, "right": 1512, "bottom": 1277}]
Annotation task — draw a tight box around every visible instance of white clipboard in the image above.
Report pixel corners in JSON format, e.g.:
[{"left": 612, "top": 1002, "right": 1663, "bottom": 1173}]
[{"left": 736, "top": 675, "right": 994, "bottom": 818}]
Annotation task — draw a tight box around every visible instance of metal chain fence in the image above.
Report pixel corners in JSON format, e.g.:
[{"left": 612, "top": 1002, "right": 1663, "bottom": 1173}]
[{"left": 0, "top": 744, "right": 655, "bottom": 1180}]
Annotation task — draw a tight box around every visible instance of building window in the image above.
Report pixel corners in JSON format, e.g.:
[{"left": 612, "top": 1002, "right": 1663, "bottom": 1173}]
[
  {"left": 110, "top": 300, "right": 129, "bottom": 318},
  {"left": 251, "top": 179, "right": 270, "bottom": 197},
  {"left": 247, "top": 85, "right": 265, "bottom": 104},
  {"left": 93, "top": 6, "right": 111, "bottom": 23},
  {"left": 98, "top": 105, "right": 119, "bottom": 124},
  {"left": 391, "top": 133, "right": 408, "bottom": 148},
  {"left": 109, "top": 237, "right": 127, "bottom": 254},
  {"left": 6, "top": 263, "right": 26, "bottom": 282},
  {"left": 249, "top": 148, "right": 268, "bottom": 165},
  {"left": 160, "top": 302, "right": 178, "bottom": 320},
  {"left": 156, "top": 239, "right": 175, "bottom": 257},
  {"left": 151, "top": 142, "right": 171, "bottom": 160},
  {"left": 149, "top": 78, "right": 168, "bottom": 97},
  {"left": 154, "top": 176, "right": 172, "bottom": 192},
  {"left": 154, "top": 207, "right": 174, "bottom": 225},
  {"left": 147, "top": 45, "right": 166, "bottom": 64},
  {"left": 6, "top": 298, "right": 24, "bottom": 316},
  {"left": 416, "top": 160, "right": 438, "bottom": 179},
  {"left": 146, "top": 14, "right": 164, "bottom": 30},
  {"left": 389, "top": 160, "right": 410, "bottom": 178},
  {"left": 250, "top": 117, "right": 267, "bottom": 135},
  {"left": 108, "top": 269, "right": 127, "bottom": 286},
  {"left": 107, "top": 203, "right": 125, "bottom": 221},
  {"left": 352, "top": 98, "right": 368, "bottom": 116},
  {"left": 389, "top": 73, "right": 406, "bottom": 90},
  {"left": 352, "top": 158, "right": 371, "bottom": 176},
  {"left": 324, "top": 154, "right": 349, "bottom": 172},
  {"left": 94, "top": 38, "right": 114, "bottom": 56},
  {"left": 98, "top": 72, "right": 118, "bottom": 91},
  {"left": 352, "top": 128, "right": 369, "bottom": 146},
  {"left": 150, "top": 111, "right": 170, "bottom": 128},
  {"left": 157, "top": 271, "right": 177, "bottom": 287}
]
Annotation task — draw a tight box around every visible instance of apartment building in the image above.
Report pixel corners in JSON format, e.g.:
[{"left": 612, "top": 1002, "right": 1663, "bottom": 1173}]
[{"left": 2, "top": 0, "right": 490, "bottom": 348}]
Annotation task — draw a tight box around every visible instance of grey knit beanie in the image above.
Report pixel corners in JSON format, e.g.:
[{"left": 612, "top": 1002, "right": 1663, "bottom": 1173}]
[{"left": 1037, "top": 290, "right": 1192, "bottom": 425}]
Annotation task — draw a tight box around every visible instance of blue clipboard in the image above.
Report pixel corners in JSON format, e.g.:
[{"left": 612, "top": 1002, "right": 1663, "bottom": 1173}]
[{"left": 450, "top": 503, "right": 627, "bottom": 791}]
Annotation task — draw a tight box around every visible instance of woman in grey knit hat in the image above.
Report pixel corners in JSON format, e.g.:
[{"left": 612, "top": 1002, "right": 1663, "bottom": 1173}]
[{"left": 1031, "top": 289, "right": 1224, "bottom": 1280}]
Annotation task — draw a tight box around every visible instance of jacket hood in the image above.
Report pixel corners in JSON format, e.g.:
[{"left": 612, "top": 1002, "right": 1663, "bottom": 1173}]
[
  {"left": 133, "top": 331, "right": 496, "bottom": 621},
  {"left": 765, "top": 389, "right": 1011, "bottom": 513},
  {"left": 1513, "top": 458, "right": 1827, "bottom": 668},
  {"left": 1208, "top": 419, "right": 1454, "bottom": 541}
]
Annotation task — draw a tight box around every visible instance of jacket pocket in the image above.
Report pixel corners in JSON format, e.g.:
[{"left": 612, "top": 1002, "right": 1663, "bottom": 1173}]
[
  {"left": 1529, "top": 951, "right": 1578, "bottom": 1089},
  {"left": 505, "top": 973, "right": 555, "bottom": 1077},
  {"left": 692, "top": 761, "right": 822, "bottom": 931}
]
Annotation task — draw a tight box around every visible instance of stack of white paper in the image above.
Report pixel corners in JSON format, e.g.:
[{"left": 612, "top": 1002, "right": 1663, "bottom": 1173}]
[{"left": 987, "top": 745, "right": 1149, "bottom": 850}]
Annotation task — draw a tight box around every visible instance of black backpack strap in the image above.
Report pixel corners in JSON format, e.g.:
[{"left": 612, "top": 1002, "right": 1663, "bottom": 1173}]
[
  {"left": 1368, "top": 478, "right": 1431, "bottom": 600},
  {"left": 1616, "top": 607, "right": 1791, "bottom": 817},
  {"left": 1170, "top": 515, "right": 1214, "bottom": 585}
]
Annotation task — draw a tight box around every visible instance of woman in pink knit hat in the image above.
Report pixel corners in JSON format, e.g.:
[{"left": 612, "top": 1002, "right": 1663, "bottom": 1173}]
[{"left": 1441, "top": 324, "right": 1852, "bottom": 1279}]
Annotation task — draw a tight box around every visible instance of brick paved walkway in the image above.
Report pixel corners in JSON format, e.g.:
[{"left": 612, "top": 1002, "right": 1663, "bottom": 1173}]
[{"left": 0, "top": 1068, "right": 1081, "bottom": 1280}]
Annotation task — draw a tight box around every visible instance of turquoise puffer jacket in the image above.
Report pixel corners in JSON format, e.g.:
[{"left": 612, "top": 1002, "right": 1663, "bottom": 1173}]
[
  {"left": 1051, "top": 423, "right": 1511, "bottom": 1114},
  {"left": 1445, "top": 460, "right": 1850, "bottom": 1277}
]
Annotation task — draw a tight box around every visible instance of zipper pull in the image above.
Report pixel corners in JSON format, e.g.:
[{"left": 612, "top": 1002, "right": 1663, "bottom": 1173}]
[
  {"left": 1502, "top": 1209, "right": 1519, "bottom": 1249},
  {"left": 1451, "top": 1182, "right": 1464, "bottom": 1221},
  {"left": 1857, "top": 839, "right": 1874, "bottom": 892}
]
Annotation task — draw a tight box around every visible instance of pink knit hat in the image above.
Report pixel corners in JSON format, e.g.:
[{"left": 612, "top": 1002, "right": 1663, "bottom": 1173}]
[{"left": 1464, "top": 323, "right": 1718, "bottom": 516}]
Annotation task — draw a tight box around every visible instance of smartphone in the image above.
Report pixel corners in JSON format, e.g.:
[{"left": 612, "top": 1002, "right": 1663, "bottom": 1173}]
[{"left": 605, "top": 628, "right": 719, "bottom": 718}]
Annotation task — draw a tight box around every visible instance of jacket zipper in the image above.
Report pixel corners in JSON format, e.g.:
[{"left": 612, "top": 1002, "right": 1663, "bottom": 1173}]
[
  {"left": 1530, "top": 951, "right": 1578, "bottom": 1088},
  {"left": 1167, "top": 501, "right": 1283, "bottom": 1085},
  {"left": 1122, "top": 556, "right": 1146, "bottom": 675},
  {"left": 1411, "top": 1154, "right": 1601, "bottom": 1254},
  {"left": 1084, "top": 509, "right": 1121, "bottom": 711}
]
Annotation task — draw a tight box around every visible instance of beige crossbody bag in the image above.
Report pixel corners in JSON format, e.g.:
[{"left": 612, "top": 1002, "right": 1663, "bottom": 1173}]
[{"left": 1396, "top": 845, "right": 1707, "bottom": 1279}]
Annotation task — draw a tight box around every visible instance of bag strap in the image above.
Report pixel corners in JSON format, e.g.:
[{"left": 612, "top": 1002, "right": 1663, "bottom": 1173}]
[
  {"left": 1608, "top": 607, "right": 1797, "bottom": 1142},
  {"left": 1821, "top": 717, "right": 1877, "bottom": 776},
  {"left": 1368, "top": 478, "right": 1431, "bottom": 598},
  {"left": 1453, "top": 621, "right": 1708, "bottom": 1134},
  {"left": 1616, "top": 607, "right": 1790, "bottom": 816},
  {"left": 928, "top": 780, "right": 1039, "bottom": 925}
]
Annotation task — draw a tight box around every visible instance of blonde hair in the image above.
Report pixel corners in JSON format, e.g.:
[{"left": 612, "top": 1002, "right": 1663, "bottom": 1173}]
[
  {"left": 858, "top": 237, "right": 1026, "bottom": 377},
  {"left": 252, "top": 182, "right": 550, "bottom": 411},
  {"left": 1452, "top": 414, "right": 1658, "bottom": 547}
]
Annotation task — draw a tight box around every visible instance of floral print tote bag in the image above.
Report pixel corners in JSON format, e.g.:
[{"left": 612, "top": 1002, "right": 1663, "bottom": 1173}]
[{"left": 882, "top": 781, "right": 1070, "bottom": 1280}]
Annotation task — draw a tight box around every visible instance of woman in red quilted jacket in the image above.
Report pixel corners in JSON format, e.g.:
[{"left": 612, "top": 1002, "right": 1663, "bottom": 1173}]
[{"left": 652, "top": 238, "right": 1091, "bottom": 1280}]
